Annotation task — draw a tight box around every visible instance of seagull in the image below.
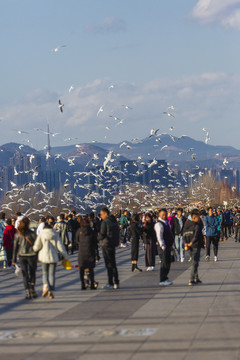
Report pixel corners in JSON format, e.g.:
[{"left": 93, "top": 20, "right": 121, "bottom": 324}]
[
  {"left": 120, "top": 142, "right": 127, "bottom": 148},
  {"left": 97, "top": 105, "right": 104, "bottom": 117},
  {"left": 108, "top": 85, "right": 115, "bottom": 90},
  {"left": 68, "top": 85, "right": 74, "bottom": 93},
  {"left": 122, "top": 105, "right": 133, "bottom": 110},
  {"left": 169, "top": 134, "right": 175, "bottom": 142},
  {"left": 149, "top": 129, "right": 159, "bottom": 138},
  {"left": 59, "top": 100, "right": 64, "bottom": 113},
  {"left": 163, "top": 112, "right": 175, "bottom": 118},
  {"left": 19, "top": 145, "right": 24, "bottom": 149},
  {"left": 148, "top": 158, "right": 157, "bottom": 168},
  {"left": 178, "top": 135, "right": 187, "bottom": 140},
  {"left": 168, "top": 106, "right": 175, "bottom": 110},
  {"left": 223, "top": 158, "right": 228, "bottom": 167},
  {"left": 192, "top": 153, "right": 196, "bottom": 160},
  {"left": 103, "top": 151, "right": 113, "bottom": 170},
  {"left": 161, "top": 145, "right": 168, "bottom": 151},
  {"left": 12, "top": 129, "right": 29, "bottom": 134},
  {"left": 205, "top": 132, "right": 210, "bottom": 144},
  {"left": 202, "top": 128, "right": 207, "bottom": 132},
  {"left": 169, "top": 126, "right": 174, "bottom": 131},
  {"left": 52, "top": 45, "right": 67, "bottom": 53},
  {"left": 105, "top": 126, "right": 111, "bottom": 131}
]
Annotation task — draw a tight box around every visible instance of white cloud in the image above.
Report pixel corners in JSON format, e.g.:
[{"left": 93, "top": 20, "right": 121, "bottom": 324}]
[
  {"left": 85, "top": 17, "right": 126, "bottom": 34},
  {"left": 191, "top": 0, "right": 240, "bottom": 30}
]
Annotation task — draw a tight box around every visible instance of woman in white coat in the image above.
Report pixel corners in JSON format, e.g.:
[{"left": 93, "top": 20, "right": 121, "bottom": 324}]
[{"left": 33, "top": 222, "right": 68, "bottom": 299}]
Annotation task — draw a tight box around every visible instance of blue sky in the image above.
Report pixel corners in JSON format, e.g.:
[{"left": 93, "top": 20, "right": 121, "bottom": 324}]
[{"left": 1, "top": 0, "right": 240, "bottom": 149}]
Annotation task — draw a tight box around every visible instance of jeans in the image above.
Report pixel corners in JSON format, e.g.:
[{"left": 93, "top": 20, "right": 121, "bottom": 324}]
[
  {"left": 174, "top": 235, "right": 185, "bottom": 260},
  {"left": 102, "top": 246, "right": 119, "bottom": 286},
  {"left": 42, "top": 263, "right": 57, "bottom": 291},
  {"left": 160, "top": 248, "right": 171, "bottom": 282},
  {"left": 189, "top": 247, "right": 201, "bottom": 282},
  {"left": 206, "top": 236, "right": 219, "bottom": 257},
  {"left": 19, "top": 255, "right": 37, "bottom": 290}
]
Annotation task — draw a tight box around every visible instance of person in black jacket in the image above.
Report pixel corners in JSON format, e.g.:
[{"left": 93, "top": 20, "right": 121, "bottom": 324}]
[
  {"left": 98, "top": 207, "right": 120, "bottom": 289},
  {"left": 143, "top": 213, "right": 157, "bottom": 271},
  {"left": 130, "top": 214, "right": 142, "bottom": 272},
  {"left": 76, "top": 216, "right": 97, "bottom": 290},
  {"left": 172, "top": 208, "right": 186, "bottom": 262},
  {"left": 183, "top": 209, "right": 204, "bottom": 286},
  {"left": 12, "top": 217, "right": 37, "bottom": 299}
]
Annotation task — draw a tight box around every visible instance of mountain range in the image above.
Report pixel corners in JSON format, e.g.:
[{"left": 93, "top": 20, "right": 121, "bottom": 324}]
[{"left": 1, "top": 135, "right": 240, "bottom": 170}]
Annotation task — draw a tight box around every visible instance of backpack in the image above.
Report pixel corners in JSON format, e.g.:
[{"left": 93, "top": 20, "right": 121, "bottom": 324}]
[{"left": 105, "top": 217, "right": 120, "bottom": 247}]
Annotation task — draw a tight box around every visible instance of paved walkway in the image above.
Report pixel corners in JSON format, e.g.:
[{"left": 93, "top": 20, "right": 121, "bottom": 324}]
[{"left": 1, "top": 238, "right": 240, "bottom": 360}]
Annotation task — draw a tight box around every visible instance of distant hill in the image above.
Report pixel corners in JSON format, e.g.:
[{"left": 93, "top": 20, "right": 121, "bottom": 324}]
[{"left": 2, "top": 136, "right": 240, "bottom": 169}]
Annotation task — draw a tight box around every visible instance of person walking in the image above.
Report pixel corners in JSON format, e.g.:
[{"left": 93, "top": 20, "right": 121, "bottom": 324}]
[
  {"left": 183, "top": 209, "right": 204, "bottom": 286},
  {"left": 33, "top": 222, "right": 68, "bottom": 300},
  {"left": 76, "top": 216, "right": 97, "bottom": 290},
  {"left": 171, "top": 208, "right": 186, "bottom": 262},
  {"left": 12, "top": 218, "right": 38, "bottom": 300},
  {"left": 54, "top": 213, "right": 69, "bottom": 253},
  {"left": 143, "top": 213, "right": 157, "bottom": 271},
  {"left": 120, "top": 210, "right": 129, "bottom": 247},
  {"left": 0, "top": 212, "right": 7, "bottom": 269},
  {"left": 98, "top": 207, "right": 120, "bottom": 289},
  {"left": 155, "top": 208, "right": 174, "bottom": 286},
  {"left": 130, "top": 214, "right": 143, "bottom": 272},
  {"left": 3, "top": 218, "right": 16, "bottom": 269},
  {"left": 205, "top": 207, "right": 219, "bottom": 262}
]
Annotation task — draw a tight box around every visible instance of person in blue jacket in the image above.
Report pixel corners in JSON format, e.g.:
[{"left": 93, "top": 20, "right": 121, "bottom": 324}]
[{"left": 204, "top": 207, "right": 219, "bottom": 262}]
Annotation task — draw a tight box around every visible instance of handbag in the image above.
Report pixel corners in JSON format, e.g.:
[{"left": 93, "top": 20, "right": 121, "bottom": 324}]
[{"left": 61, "top": 259, "right": 72, "bottom": 270}]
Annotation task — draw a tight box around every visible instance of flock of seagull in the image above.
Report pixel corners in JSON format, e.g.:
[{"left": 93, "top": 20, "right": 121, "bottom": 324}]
[{"left": 0, "top": 44, "right": 231, "bottom": 217}]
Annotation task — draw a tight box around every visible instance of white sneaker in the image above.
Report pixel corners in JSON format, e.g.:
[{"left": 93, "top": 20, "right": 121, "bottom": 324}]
[
  {"left": 151, "top": 266, "right": 156, "bottom": 271},
  {"left": 102, "top": 284, "right": 114, "bottom": 289},
  {"left": 159, "top": 280, "right": 173, "bottom": 286},
  {"left": 146, "top": 267, "right": 151, "bottom": 271},
  {"left": 120, "top": 243, "right": 127, "bottom": 248},
  {"left": 188, "top": 257, "right": 192, "bottom": 262},
  {"left": 214, "top": 256, "right": 218, "bottom": 262},
  {"left": 181, "top": 258, "right": 185, "bottom": 263}
]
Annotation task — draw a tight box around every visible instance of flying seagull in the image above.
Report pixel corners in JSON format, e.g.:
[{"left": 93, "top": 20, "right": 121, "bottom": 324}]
[
  {"left": 59, "top": 100, "right": 64, "bottom": 113},
  {"left": 97, "top": 105, "right": 104, "bottom": 117}
]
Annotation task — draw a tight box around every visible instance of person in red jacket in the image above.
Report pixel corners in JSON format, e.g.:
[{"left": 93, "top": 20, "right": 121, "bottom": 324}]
[{"left": 3, "top": 218, "right": 16, "bottom": 269}]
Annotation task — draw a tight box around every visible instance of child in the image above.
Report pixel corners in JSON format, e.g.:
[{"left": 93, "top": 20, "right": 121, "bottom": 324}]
[{"left": 183, "top": 209, "right": 204, "bottom": 286}]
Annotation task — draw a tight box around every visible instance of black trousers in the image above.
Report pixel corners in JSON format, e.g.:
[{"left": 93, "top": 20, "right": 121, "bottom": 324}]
[
  {"left": 235, "top": 227, "right": 240, "bottom": 242},
  {"left": 6, "top": 248, "right": 13, "bottom": 267},
  {"left": 102, "top": 246, "right": 119, "bottom": 285},
  {"left": 79, "top": 267, "right": 94, "bottom": 288},
  {"left": 189, "top": 247, "right": 201, "bottom": 282},
  {"left": 206, "top": 236, "right": 218, "bottom": 257},
  {"left": 160, "top": 248, "right": 171, "bottom": 282},
  {"left": 19, "top": 255, "right": 37, "bottom": 290},
  {"left": 131, "top": 238, "right": 139, "bottom": 261}
]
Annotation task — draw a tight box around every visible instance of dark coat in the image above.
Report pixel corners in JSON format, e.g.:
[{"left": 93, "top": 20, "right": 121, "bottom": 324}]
[
  {"left": 130, "top": 222, "right": 142, "bottom": 242},
  {"left": 76, "top": 226, "right": 96, "bottom": 269},
  {"left": 142, "top": 222, "right": 157, "bottom": 245},
  {"left": 171, "top": 216, "right": 187, "bottom": 236}
]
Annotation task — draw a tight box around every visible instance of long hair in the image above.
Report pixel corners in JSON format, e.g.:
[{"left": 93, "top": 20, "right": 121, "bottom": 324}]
[{"left": 18, "top": 217, "right": 30, "bottom": 236}]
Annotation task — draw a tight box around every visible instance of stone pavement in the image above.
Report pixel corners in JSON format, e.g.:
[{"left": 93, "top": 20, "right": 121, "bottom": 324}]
[{"left": 1, "top": 238, "right": 240, "bottom": 360}]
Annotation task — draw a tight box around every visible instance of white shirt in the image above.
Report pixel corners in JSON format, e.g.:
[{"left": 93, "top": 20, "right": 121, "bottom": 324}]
[{"left": 154, "top": 218, "right": 169, "bottom": 249}]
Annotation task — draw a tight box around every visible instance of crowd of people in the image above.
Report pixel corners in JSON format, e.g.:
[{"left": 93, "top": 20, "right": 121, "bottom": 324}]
[{"left": 0, "top": 205, "right": 239, "bottom": 299}]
